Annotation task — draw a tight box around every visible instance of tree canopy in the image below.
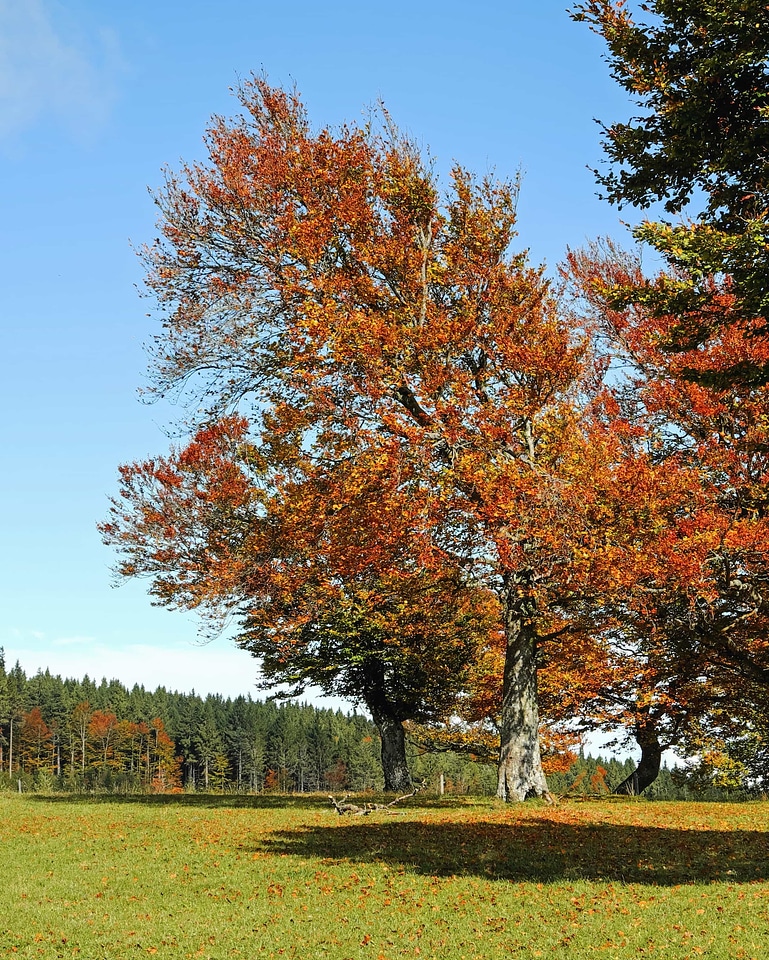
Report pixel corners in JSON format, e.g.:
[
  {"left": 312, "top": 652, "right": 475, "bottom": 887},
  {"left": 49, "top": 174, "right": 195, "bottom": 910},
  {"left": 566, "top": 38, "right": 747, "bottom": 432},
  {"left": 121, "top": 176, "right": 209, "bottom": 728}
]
[
  {"left": 102, "top": 22, "right": 769, "bottom": 800},
  {"left": 101, "top": 77, "right": 643, "bottom": 801},
  {"left": 567, "top": 0, "right": 769, "bottom": 784}
]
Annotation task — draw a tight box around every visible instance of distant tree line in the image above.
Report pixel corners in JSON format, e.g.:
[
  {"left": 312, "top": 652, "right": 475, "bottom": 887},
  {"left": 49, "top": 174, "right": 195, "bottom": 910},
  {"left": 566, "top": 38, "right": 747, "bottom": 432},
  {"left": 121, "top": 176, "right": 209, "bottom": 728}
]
[
  {"left": 0, "top": 651, "right": 496, "bottom": 795},
  {"left": 0, "top": 652, "right": 382, "bottom": 793},
  {"left": 0, "top": 651, "right": 755, "bottom": 799}
]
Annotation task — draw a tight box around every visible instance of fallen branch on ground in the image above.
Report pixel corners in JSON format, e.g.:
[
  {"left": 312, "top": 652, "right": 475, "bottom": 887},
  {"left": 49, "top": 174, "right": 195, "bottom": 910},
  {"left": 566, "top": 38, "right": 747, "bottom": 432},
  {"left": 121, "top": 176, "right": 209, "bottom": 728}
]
[{"left": 329, "top": 782, "right": 426, "bottom": 815}]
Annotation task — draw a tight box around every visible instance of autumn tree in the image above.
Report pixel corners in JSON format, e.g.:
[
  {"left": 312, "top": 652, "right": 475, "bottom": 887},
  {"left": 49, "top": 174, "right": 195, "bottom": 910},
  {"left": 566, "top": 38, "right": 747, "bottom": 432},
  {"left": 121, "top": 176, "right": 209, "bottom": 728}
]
[
  {"left": 88, "top": 709, "right": 120, "bottom": 774},
  {"left": 567, "top": 241, "right": 769, "bottom": 781},
  {"left": 147, "top": 717, "right": 182, "bottom": 792},
  {"left": 102, "top": 78, "right": 617, "bottom": 800},
  {"left": 564, "top": 2, "right": 769, "bottom": 783},
  {"left": 20, "top": 708, "right": 53, "bottom": 774}
]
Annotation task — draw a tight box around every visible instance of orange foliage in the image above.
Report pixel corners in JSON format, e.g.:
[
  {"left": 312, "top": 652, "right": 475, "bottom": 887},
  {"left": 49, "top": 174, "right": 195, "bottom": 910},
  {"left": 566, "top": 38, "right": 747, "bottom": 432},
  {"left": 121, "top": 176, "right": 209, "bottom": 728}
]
[
  {"left": 20, "top": 708, "right": 53, "bottom": 772},
  {"left": 107, "top": 79, "right": 728, "bottom": 798},
  {"left": 563, "top": 238, "right": 769, "bottom": 761}
]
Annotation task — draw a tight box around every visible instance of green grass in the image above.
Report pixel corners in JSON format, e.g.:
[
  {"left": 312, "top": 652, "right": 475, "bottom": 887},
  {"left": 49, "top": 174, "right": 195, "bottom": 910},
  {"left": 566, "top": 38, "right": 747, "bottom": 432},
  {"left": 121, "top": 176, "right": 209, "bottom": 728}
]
[{"left": 1, "top": 793, "right": 767, "bottom": 959}]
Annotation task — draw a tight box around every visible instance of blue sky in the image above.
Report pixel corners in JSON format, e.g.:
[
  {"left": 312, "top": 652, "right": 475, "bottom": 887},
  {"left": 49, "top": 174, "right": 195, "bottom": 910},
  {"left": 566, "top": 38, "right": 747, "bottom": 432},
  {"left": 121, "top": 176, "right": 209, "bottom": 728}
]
[{"left": 1, "top": 0, "right": 637, "bottom": 702}]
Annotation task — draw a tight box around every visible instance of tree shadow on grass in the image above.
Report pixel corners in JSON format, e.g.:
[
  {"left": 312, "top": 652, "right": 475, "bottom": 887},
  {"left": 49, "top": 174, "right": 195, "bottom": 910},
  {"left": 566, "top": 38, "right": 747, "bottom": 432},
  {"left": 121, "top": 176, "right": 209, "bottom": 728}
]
[{"left": 256, "top": 816, "right": 769, "bottom": 885}]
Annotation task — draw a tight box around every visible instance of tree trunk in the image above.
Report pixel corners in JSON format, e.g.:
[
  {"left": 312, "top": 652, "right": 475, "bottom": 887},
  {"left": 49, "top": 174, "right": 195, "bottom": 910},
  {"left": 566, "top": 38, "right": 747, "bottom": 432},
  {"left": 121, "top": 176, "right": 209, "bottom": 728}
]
[
  {"left": 360, "top": 657, "right": 413, "bottom": 793},
  {"left": 613, "top": 716, "right": 662, "bottom": 796},
  {"left": 497, "top": 585, "right": 550, "bottom": 802},
  {"left": 369, "top": 705, "right": 412, "bottom": 793}
]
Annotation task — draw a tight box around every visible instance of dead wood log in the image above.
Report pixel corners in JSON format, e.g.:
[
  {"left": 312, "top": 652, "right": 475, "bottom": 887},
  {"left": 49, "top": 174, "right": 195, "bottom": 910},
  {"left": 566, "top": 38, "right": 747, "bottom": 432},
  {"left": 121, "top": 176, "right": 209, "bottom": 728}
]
[
  {"left": 329, "top": 781, "right": 426, "bottom": 815},
  {"left": 328, "top": 794, "right": 370, "bottom": 816}
]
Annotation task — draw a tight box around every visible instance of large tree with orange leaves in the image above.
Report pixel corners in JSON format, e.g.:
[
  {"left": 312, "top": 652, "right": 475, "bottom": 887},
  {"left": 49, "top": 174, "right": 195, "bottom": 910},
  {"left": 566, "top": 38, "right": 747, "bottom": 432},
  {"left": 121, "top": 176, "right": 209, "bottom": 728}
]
[
  {"left": 563, "top": 0, "right": 769, "bottom": 787},
  {"left": 103, "top": 78, "right": 622, "bottom": 801},
  {"left": 567, "top": 240, "right": 769, "bottom": 775},
  {"left": 102, "top": 417, "right": 498, "bottom": 791}
]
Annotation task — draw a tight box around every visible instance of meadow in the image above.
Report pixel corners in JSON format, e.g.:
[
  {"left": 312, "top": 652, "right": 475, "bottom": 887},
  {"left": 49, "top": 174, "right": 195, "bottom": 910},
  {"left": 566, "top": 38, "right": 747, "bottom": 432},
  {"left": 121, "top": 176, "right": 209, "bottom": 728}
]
[{"left": 1, "top": 793, "right": 767, "bottom": 959}]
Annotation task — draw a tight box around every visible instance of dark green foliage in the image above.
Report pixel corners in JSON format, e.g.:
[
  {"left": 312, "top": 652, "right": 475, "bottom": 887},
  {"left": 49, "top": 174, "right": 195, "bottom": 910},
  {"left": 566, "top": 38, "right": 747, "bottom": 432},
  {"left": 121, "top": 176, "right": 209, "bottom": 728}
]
[
  {"left": 574, "top": 0, "right": 769, "bottom": 369},
  {"left": 0, "top": 661, "right": 385, "bottom": 793},
  {"left": 0, "top": 664, "right": 486, "bottom": 795},
  {"left": 572, "top": 0, "right": 769, "bottom": 225}
]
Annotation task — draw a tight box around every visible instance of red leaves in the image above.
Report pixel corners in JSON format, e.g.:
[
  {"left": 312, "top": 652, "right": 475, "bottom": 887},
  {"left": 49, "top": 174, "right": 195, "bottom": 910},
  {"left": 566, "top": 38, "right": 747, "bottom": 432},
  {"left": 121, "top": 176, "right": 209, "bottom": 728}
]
[
  {"left": 103, "top": 77, "right": 769, "bottom": 794},
  {"left": 563, "top": 222, "right": 769, "bottom": 768}
]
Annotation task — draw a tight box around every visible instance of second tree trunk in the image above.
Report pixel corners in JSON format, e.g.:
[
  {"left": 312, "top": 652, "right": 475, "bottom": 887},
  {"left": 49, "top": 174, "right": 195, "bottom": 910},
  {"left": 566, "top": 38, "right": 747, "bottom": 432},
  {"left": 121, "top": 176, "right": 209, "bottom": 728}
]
[{"left": 370, "top": 705, "right": 413, "bottom": 792}]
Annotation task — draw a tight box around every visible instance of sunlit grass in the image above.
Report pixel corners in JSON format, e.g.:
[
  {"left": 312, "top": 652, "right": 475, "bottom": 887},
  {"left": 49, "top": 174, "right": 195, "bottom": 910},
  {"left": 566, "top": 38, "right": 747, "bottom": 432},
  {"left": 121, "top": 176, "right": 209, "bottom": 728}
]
[{"left": 1, "top": 794, "right": 767, "bottom": 958}]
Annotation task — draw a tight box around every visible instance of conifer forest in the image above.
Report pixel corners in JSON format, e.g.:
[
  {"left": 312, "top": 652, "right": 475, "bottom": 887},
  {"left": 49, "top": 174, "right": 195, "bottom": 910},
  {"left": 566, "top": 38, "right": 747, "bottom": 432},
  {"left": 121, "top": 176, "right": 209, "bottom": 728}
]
[{"left": 0, "top": 653, "right": 754, "bottom": 800}]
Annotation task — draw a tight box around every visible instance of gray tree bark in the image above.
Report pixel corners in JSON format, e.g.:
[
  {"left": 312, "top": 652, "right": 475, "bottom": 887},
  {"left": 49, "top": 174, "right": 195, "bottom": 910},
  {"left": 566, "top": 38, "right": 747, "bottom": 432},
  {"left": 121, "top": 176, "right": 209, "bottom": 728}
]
[{"left": 496, "top": 579, "right": 551, "bottom": 802}]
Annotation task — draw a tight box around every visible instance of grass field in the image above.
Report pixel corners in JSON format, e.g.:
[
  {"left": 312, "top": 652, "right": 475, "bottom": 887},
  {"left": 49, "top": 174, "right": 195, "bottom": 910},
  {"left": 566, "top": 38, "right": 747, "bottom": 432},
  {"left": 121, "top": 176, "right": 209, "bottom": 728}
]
[{"left": 1, "top": 793, "right": 767, "bottom": 959}]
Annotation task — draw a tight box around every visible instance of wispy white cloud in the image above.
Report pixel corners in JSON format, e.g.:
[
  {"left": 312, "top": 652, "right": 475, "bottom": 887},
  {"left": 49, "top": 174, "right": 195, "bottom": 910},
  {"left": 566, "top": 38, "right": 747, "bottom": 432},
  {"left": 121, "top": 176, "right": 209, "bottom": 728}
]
[
  {"left": 0, "top": 0, "right": 119, "bottom": 141},
  {"left": 2, "top": 630, "right": 357, "bottom": 711},
  {"left": 51, "top": 635, "right": 95, "bottom": 647},
  {"left": 5, "top": 634, "right": 256, "bottom": 697}
]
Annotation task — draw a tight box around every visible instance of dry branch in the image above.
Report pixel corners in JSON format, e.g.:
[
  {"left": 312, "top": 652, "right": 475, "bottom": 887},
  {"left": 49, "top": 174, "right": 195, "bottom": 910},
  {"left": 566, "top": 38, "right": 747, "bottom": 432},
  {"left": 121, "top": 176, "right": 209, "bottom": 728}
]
[{"left": 329, "top": 782, "right": 426, "bottom": 815}]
